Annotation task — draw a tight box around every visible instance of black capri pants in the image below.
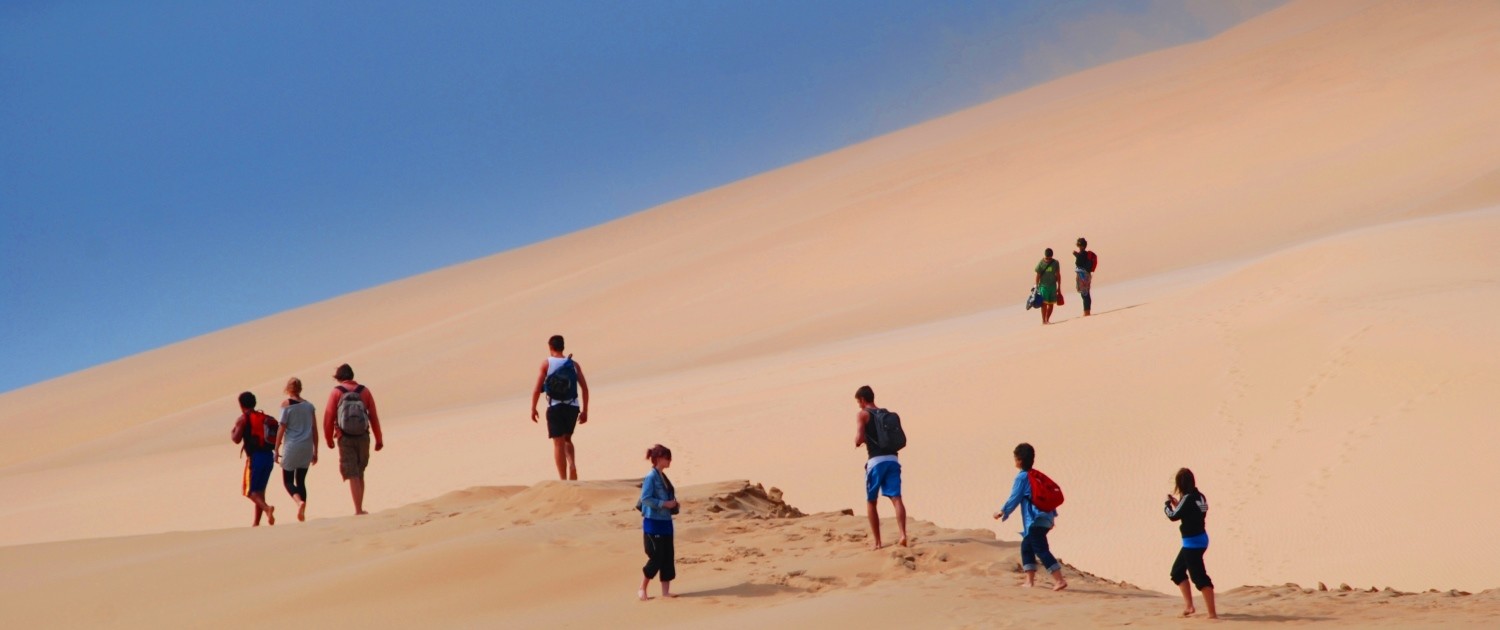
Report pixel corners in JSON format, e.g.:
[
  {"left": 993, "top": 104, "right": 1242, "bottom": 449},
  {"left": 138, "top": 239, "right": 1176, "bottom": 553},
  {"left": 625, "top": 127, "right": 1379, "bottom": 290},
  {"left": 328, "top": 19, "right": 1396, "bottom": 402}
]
[
  {"left": 282, "top": 468, "right": 309, "bottom": 501},
  {"left": 1170, "top": 546, "right": 1213, "bottom": 590},
  {"left": 643, "top": 533, "right": 676, "bottom": 582}
]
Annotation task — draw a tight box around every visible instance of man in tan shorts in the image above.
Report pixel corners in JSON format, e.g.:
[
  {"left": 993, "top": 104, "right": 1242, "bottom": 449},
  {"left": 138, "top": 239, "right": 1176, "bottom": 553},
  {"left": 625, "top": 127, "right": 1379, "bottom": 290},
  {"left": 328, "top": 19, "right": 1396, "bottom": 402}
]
[{"left": 324, "top": 363, "right": 384, "bottom": 515}]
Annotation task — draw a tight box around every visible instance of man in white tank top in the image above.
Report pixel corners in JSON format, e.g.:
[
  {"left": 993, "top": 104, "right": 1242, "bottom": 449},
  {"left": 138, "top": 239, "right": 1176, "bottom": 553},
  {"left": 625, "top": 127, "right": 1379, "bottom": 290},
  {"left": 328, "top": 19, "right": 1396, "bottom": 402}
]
[{"left": 531, "top": 335, "right": 590, "bottom": 480}]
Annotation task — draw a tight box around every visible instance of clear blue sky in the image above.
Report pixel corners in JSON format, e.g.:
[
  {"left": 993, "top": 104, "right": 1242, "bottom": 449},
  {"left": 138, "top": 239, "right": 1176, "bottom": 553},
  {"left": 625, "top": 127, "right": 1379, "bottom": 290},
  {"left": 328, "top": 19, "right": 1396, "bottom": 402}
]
[{"left": 0, "top": 1, "right": 1279, "bottom": 393}]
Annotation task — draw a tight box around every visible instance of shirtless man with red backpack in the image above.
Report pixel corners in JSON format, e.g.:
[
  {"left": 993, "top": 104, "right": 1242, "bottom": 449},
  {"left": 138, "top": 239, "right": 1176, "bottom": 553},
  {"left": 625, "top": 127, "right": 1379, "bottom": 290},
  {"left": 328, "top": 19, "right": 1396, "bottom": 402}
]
[{"left": 230, "top": 391, "right": 277, "bottom": 526}]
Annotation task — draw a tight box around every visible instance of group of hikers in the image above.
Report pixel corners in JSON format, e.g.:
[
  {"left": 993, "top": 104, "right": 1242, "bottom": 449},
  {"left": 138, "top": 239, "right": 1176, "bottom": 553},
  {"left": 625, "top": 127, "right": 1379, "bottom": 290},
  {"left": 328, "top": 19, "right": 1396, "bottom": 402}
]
[
  {"left": 227, "top": 237, "right": 1221, "bottom": 619},
  {"left": 628, "top": 384, "right": 1214, "bottom": 618},
  {"left": 1031, "top": 237, "right": 1098, "bottom": 325},
  {"left": 229, "top": 363, "right": 384, "bottom": 524}
]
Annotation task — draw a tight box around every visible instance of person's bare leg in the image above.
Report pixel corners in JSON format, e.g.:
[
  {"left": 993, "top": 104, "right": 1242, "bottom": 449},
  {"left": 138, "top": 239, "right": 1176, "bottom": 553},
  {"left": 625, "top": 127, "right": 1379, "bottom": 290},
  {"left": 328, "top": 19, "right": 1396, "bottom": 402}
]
[
  {"left": 638, "top": 576, "right": 652, "bottom": 601},
  {"left": 351, "top": 478, "right": 367, "bottom": 515},
  {"left": 1023, "top": 570, "right": 1036, "bottom": 587},
  {"left": 1050, "top": 568, "right": 1068, "bottom": 591},
  {"left": 296, "top": 495, "right": 307, "bottom": 522},
  {"left": 1202, "top": 586, "right": 1217, "bottom": 619},
  {"left": 866, "top": 500, "right": 883, "bottom": 550},
  {"left": 252, "top": 500, "right": 263, "bottom": 527},
  {"left": 249, "top": 492, "right": 275, "bottom": 525},
  {"left": 661, "top": 580, "right": 677, "bottom": 598},
  {"left": 1178, "top": 581, "right": 1196, "bottom": 616},
  {"left": 890, "top": 497, "right": 909, "bottom": 547},
  {"left": 552, "top": 437, "right": 568, "bottom": 480},
  {"left": 563, "top": 437, "right": 578, "bottom": 481}
]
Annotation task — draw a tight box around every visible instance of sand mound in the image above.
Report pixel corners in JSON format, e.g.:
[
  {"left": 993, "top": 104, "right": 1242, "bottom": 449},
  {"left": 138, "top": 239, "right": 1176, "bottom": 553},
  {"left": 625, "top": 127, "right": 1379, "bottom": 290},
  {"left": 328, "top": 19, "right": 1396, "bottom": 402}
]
[{"left": 4, "top": 480, "right": 1497, "bottom": 628}]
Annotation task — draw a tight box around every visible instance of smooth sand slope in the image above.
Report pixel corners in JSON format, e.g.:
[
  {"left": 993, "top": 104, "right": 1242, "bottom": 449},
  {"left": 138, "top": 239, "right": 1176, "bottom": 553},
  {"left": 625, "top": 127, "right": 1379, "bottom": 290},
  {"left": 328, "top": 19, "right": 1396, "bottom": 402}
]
[
  {"left": 5, "top": 480, "right": 1497, "bottom": 628},
  {"left": 4, "top": 0, "right": 1500, "bottom": 624}
]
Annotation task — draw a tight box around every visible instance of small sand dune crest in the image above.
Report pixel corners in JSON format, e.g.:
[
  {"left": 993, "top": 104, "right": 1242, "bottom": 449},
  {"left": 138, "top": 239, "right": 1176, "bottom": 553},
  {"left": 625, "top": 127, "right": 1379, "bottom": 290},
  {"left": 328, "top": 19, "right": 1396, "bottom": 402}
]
[{"left": 6, "top": 480, "right": 1497, "bottom": 628}]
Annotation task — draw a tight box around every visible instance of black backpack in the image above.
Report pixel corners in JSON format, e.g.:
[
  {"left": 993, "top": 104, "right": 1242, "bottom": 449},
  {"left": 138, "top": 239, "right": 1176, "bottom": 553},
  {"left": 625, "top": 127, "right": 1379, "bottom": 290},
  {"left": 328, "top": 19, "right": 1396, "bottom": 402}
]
[
  {"left": 544, "top": 356, "right": 579, "bottom": 401},
  {"left": 869, "top": 408, "right": 907, "bottom": 452}
]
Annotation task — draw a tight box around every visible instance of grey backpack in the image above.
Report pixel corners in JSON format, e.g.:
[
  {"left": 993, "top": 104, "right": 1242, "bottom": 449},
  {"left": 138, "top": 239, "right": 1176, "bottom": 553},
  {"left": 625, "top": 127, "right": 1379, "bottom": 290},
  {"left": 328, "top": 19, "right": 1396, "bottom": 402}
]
[{"left": 336, "top": 385, "right": 370, "bottom": 436}]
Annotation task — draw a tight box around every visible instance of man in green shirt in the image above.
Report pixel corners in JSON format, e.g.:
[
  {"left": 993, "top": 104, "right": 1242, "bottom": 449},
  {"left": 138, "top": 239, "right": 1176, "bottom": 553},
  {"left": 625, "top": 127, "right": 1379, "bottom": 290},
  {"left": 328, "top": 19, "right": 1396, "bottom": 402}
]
[{"left": 1034, "top": 248, "right": 1062, "bottom": 325}]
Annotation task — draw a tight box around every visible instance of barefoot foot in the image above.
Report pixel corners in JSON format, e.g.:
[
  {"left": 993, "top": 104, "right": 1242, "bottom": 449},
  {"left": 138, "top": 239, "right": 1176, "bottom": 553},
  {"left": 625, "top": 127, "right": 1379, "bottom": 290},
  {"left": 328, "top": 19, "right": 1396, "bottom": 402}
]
[
  {"left": 1053, "top": 580, "right": 1068, "bottom": 591},
  {"left": 1182, "top": 606, "right": 1196, "bottom": 617},
  {"left": 298, "top": 503, "right": 307, "bottom": 522},
  {"left": 266, "top": 506, "right": 276, "bottom": 526},
  {"left": 638, "top": 589, "right": 651, "bottom": 601},
  {"left": 897, "top": 536, "right": 909, "bottom": 547}
]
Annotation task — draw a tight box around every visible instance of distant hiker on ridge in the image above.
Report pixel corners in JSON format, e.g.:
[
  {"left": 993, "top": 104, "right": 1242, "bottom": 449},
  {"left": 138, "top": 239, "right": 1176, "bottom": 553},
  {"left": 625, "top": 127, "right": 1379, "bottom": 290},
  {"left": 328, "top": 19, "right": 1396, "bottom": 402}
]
[
  {"left": 276, "top": 377, "right": 318, "bottom": 522},
  {"left": 854, "top": 385, "right": 908, "bottom": 550},
  {"left": 531, "top": 335, "right": 590, "bottom": 481},
  {"left": 324, "top": 363, "right": 383, "bottom": 515},
  {"left": 1034, "top": 248, "right": 1062, "bottom": 325},
  {"left": 230, "top": 391, "right": 277, "bottom": 526},
  {"left": 1074, "top": 237, "right": 1097, "bottom": 316}
]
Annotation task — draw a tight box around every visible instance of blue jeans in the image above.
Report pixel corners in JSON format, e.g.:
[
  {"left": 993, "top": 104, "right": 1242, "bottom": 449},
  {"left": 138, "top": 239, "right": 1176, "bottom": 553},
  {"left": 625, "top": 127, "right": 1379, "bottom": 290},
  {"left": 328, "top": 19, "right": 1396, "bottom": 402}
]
[
  {"left": 1021, "top": 526, "right": 1061, "bottom": 573},
  {"left": 1076, "top": 269, "right": 1093, "bottom": 313}
]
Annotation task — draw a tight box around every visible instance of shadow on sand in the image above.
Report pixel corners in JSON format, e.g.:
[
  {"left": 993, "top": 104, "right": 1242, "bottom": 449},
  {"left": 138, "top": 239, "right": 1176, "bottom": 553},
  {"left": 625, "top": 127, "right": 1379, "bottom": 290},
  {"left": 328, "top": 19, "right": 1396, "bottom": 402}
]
[
  {"left": 679, "top": 583, "right": 801, "bottom": 599},
  {"left": 1214, "top": 612, "right": 1331, "bottom": 623},
  {"left": 1044, "top": 303, "right": 1145, "bottom": 325}
]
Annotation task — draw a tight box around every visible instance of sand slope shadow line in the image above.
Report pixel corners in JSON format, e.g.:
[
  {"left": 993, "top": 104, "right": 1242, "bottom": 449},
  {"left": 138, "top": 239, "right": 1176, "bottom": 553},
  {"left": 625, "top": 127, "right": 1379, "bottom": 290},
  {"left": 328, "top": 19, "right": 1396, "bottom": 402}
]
[{"left": 678, "top": 582, "right": 804, "bottom": 599}]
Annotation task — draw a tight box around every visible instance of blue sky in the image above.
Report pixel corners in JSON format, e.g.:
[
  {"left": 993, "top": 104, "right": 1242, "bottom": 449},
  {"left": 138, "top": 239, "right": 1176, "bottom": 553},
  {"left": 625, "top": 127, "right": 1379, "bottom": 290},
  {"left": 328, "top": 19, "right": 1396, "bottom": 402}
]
[{"left": 0, "top": 1, "right": 1279, "bottom": 393}]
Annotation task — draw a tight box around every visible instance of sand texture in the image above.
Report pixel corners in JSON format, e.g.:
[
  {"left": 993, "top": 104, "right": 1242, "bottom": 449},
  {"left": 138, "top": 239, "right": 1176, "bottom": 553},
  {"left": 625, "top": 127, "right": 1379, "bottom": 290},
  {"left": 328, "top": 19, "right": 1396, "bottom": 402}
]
[{"left": 4, "top": 0, "right": 1500, "bottom": 626}]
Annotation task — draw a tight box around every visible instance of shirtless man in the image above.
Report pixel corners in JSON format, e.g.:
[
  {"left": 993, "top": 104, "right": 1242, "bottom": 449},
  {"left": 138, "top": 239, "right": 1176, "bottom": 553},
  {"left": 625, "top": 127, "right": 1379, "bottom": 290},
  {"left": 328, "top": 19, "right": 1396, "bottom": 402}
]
[{"left": 854, "top": 385, "right": 907, "bottom": 550}]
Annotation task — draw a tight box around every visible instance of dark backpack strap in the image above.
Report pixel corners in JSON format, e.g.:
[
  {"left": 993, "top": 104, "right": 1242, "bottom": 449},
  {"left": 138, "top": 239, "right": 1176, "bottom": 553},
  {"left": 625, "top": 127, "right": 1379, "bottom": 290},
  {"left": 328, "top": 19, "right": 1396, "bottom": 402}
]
[
  {"left": 354, "top": 385, "right": 365, "bottom": 394},
  {"left": 337, "top": 385, "right": 350, "bottom": 395}
]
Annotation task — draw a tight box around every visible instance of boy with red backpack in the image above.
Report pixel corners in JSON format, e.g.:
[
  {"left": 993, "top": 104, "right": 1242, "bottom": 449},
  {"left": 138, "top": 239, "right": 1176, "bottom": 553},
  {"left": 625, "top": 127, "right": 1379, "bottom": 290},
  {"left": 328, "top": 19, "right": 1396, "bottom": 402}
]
[
  {"left": 994, "top": 442, "right": 1067, "bottom": 590},
  {"left": 1073, "top": 237, "right": 1098, "bottom": 316},
  {"left": 231, "top": 391, "right": 277, "bottom": 526}
]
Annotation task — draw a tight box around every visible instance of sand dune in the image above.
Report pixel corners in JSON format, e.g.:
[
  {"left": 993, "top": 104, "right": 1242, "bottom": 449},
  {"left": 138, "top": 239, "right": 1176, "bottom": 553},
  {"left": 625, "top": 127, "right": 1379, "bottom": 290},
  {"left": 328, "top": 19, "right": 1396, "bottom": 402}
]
[
  {"left": 4, "top": 0, "right": 1500, "bottom": 624},
  {"left": 4, "top": 480, "right": 1496, "bottom": 628}
]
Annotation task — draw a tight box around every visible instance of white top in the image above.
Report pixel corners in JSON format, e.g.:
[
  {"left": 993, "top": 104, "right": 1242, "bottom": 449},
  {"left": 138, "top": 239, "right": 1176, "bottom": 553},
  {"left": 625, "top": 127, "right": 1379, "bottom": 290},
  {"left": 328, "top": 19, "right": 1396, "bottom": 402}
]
[
  {"left": 866, "top": 454, "right": 898, "bottom": 472},
  {"left": 278, "top": 400, "right": 317, "bottom": 469},
  {"left": 546, "top": 356, "right": 579, "bottom": 406}
]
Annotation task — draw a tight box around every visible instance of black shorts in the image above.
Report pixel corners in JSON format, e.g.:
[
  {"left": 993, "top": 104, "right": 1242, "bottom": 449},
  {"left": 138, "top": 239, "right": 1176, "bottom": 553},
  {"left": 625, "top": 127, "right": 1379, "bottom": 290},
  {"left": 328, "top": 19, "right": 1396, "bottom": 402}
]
[
  {"left": 1170, "top": 546, "right": 1213, "bottom": 590},
  {"left": 546, "top": 404, "right": 580, "bottom": 438}
]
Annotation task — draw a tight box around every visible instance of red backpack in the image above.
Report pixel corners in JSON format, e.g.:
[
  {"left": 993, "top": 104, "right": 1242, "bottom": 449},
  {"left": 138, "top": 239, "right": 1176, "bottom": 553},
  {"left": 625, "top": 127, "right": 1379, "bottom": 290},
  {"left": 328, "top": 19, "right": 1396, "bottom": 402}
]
[
  {"left": 1086, "top": 251, "right": 1098, "bottom": 272},
  {"left": 1028, "top": 469, "right": 1065, "bottom": 512},
  {"left": 243, "top": 411, "right": 279, "bottom": 453}
]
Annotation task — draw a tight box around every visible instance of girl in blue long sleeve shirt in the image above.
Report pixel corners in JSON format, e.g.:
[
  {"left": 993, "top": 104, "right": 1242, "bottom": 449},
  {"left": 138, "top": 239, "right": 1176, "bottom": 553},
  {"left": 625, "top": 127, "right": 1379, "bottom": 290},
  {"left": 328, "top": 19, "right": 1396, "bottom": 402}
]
[
  {"left": 638, "top": 444, "right": 679, "bottom": 600},
  {"left": 993, "top": 442, "right": 1068, "bottom": 590}
]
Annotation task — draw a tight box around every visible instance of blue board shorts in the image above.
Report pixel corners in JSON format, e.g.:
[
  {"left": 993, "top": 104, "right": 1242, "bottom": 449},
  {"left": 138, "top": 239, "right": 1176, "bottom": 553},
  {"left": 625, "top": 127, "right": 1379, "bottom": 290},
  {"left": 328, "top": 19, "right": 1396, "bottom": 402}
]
[
  {"left": 865, "top": 460, "right": 902, "bottom": 502},
  {"left": 243, "top": 450, "right": 274, "bottom": 496}
]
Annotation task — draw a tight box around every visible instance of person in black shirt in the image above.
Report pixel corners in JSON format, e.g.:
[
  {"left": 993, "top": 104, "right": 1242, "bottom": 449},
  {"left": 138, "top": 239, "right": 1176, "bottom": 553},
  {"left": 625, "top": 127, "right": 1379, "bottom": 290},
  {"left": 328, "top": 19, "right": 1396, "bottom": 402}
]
[
  {"left": 1164, "top": 467, "right": 1216, "bottom": 619},
  {"left": 1073, "top": 238, "right": 1096, "bottom": 316}
]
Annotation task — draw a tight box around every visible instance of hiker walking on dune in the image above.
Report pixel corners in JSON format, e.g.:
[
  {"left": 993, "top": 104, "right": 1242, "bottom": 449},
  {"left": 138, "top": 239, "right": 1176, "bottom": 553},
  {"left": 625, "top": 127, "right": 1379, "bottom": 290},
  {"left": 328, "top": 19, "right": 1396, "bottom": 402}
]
[
  {"left": 531, "top": 335, "right": 590, "bottom": 481},
  {"left": 1035, "top": 249, "right": 1062, "bottom": 324},
  {"left": 1166, "top": 467, "right": 1217, "bottom": 619},
  {"left": 230, "top": 391, "right": 277, "bottom": 526},
  {"left": 276, "top": 377, "right": 317, "bottom": 522},
  {"left": 995, "top": 442, "right": 1067, "bottom": 590},
  {"left": 324, "top": 363, "right": 383, "bottom": 515},
  {"left": 638, "top": 444, "right": 680, "bottom": 601},
  {"left": 854, "top": 385, "right": 908, "bottom": 550},
  {"left": 1074, "top": 238, "right": 1097, "bottom": 316}
]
